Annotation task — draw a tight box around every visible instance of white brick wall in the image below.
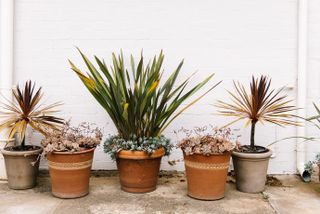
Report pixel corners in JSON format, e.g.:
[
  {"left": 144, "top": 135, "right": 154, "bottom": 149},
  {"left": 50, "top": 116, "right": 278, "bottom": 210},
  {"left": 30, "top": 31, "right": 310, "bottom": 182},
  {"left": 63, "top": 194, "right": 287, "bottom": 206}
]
[
  {"left": 306, "top": 0, "right": 320, "bottom": 161},
  {"left": 0, "top": 1, "right": 1, "bottom": 64},
  {"left": 6, "top": 0, "right": 320, "bottom": 174}
]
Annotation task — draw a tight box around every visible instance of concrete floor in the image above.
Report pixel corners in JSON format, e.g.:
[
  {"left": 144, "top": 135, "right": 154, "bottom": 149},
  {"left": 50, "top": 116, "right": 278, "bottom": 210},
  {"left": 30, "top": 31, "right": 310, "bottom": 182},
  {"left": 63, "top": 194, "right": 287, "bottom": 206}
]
[{"left": 0, "top": 171, "right": 319, "bottom": 214}]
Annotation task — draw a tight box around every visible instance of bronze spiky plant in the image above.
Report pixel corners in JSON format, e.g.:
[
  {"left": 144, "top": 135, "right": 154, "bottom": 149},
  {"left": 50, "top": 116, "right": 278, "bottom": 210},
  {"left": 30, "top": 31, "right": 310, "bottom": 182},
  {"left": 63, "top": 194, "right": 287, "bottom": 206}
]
[
  {"left": 0, "top": 81, "right": 64, "bottom": 148},
  {"left": 216, "top": 75, "right": 299, "bottom": 152}
]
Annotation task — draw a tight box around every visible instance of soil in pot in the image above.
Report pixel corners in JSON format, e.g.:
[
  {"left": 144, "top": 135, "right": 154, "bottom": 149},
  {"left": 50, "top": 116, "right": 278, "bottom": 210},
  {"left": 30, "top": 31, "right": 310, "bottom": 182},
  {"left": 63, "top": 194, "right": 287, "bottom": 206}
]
[
  {"left": 47, "top": 147, "right": 95, "bottom": 199},
  {"left": 1, "top": 145, "right": 42, "bottom": 190},
  {"left": 116, "top": 147, "right": 165, "bottom": 193},
  {"left": 184, "top": 152, "right": 231, "bottom": 200},
  {"left": 232, "top": 146, "right": 272, "bottom": 193}
]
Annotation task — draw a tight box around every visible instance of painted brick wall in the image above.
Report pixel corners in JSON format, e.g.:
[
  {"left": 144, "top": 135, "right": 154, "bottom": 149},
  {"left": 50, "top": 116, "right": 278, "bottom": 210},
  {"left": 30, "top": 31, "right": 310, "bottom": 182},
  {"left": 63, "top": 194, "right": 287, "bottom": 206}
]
[{"left": 12, "top": 0, "right": 306, "bottom": 173}]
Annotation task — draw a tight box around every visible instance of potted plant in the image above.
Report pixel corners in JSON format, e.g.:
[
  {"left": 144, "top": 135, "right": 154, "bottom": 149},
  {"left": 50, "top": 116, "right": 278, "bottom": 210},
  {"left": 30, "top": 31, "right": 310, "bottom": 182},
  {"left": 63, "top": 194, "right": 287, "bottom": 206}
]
[
  {"left": 69, "top": 49, "right": 220, "bottom": 193},
  {"left": 216, "top": 75, "right": 298, "bottom": 193},
  {"left": 0, "top": 81, "right": 64, "bottom": 189},
  {"left": 177, "top": 126, "right": 237, "bottom": 200},
  {"left": 304, "top": 154, "right": 320, "bottom": 182},
  {"left": 41, "top": 121, "right": 102, "bottom": 198}
]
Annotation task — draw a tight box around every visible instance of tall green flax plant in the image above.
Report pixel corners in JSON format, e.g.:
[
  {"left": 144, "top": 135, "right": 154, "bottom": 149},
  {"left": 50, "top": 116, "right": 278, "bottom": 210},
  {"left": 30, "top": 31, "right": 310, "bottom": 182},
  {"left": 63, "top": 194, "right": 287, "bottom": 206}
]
[{"left": 69, "top": 50, "right": 220, "bottom": 140}]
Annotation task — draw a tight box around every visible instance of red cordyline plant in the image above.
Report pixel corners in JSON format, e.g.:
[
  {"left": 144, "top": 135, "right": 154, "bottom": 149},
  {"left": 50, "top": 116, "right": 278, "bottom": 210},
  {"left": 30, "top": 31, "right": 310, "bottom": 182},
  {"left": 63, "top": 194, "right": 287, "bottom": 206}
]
[
  {"left": 215, "top": 75, "right": 299, "bottom": 152},
  {"left": 0, "top": 81, "right": 64, "bottom": 149}
]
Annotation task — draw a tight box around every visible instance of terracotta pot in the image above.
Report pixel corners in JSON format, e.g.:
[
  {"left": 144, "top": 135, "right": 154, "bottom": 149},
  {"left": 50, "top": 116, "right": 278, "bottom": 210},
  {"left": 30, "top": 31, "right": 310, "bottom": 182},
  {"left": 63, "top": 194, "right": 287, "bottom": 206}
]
[
  {"left": 116, "top": 147, "right": 165, "bottom": 193},
  {"left": 47, "top": 147, "right": 95, "bottom": 198},
  {"left": 1, "top": 146, "right": 42, "bottom": 190},
  {"left": 232, "top": 149, "right": 272, "bottom": 193},
  {"left": 183, "top": 152, "right": 231, "bottom": 200}
]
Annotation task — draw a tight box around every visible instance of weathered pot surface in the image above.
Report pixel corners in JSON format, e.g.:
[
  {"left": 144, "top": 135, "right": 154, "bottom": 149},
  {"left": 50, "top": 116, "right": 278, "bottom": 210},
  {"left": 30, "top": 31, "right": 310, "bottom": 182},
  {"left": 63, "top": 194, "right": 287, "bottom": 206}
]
[
  {"left": 0, "top": 139, "right": 15, "bottom": 180},
  {"left": 1, "top": 146, "right": 42, "bottom": 190},
  {"left": 232, "top": 148, "right": 272, "bottom": 193},
  {"left": 47, "top": 147, "right": 95, "bottom": 199},
  {"left": 117, "top": 147, "right": 165, "bottom": 193},
  {"left": 184, "top": 152, "right": 231, "bottom": 200},
  {"left": 318, "top": 164, "right": 320, "bottom": 182}
]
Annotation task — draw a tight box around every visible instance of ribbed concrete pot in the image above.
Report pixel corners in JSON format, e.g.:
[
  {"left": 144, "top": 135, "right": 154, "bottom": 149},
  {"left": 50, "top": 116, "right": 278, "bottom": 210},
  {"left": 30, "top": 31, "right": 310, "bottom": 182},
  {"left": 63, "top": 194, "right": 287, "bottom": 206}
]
[
  {"left": 47, "top": 147, "right": 95, "bottom": 199},
  {"left": 1, "top": 146, "right": 42, "bottom": 190},
  {"left": 184, "top": 152, "right": 231, "bottom": 200},
  {"left": 232, "top": 149, "right": 272, "bottom": 193},
  {"left": 116, "top": 147, "right": 165, "bottom": 193}
]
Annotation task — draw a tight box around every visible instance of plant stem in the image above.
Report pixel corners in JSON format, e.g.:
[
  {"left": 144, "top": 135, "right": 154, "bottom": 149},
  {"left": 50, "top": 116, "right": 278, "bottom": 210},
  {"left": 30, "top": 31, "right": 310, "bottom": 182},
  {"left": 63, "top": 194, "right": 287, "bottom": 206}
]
[
  {"left": 250, "top": 121, "right": 256, "bottom": 150},
  {"left": 21, "top": 137, "right": 25, "bottom": 148}
]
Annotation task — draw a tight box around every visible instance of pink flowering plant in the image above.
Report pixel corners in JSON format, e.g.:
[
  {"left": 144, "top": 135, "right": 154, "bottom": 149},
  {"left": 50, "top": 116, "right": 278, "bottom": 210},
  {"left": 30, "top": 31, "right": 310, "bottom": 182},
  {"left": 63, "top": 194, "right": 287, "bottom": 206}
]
[
  {"left": 177, "top": 126, "right": 239, "bottom": 156},
  {"left": 41, "top": 121, "right": 103, "bottom": 155}
]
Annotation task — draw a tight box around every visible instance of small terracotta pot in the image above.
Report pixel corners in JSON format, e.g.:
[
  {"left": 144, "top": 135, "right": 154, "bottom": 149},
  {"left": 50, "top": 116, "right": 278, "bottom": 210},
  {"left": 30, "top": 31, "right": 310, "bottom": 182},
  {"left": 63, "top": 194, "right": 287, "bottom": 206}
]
[
  {"left": 116, "top": 147, "right": 165, "bottom": 193},
  {"left": 183, "top": 152, "right": 231, "bottom": 200},
  {"left": 47, "top": 147, "right": 95, "bottom": 198}
]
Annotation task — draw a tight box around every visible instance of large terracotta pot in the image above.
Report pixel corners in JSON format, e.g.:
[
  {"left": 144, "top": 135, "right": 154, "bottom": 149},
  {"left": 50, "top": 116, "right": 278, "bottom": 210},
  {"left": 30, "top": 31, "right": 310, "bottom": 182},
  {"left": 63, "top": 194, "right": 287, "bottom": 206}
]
[
  {"left": 232, "top": 149, "right": 272, "bottom": 193},
  {"left": 1, "top": 146, "right": 42, "bottom": 190},
  {"left": 183, "top": 152, "right": 231, "bottom": 200},
  {"left": 116, "top": 147, "right": 165, "bottom": 193},
  {"left": 47, "top": 147, "right": 95, "bottom": 198}
]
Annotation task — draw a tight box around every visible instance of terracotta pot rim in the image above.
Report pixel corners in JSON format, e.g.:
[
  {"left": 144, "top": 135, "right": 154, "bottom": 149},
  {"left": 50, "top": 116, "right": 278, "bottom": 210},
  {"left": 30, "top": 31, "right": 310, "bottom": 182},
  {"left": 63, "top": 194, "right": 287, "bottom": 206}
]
[
  {"left": 49, "top": 147, "right": 96, "bottom": 155},
  {"left": 117, "top": 147, "right": 165, "bottom": 159},
  {"left": 1, "top": 146, "right": 43, "bottom": 156},
  {"left": 232, "top": 149, "right": 272, "bottom": 159},
  {"left": 183, "top": 151, "right": 232, "bottom": 157}
]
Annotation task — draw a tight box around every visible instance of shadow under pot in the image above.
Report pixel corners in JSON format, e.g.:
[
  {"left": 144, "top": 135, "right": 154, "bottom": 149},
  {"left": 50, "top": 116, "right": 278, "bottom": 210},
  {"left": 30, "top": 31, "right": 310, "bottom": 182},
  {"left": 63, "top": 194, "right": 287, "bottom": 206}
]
[
  {"left": 232, "top": 149, "right": 272, "bottom": 193},
  {"left": 183, "top": 152, "right": 231, "bottom": 200},
  {"left": 116, "top": 147, "right": 165, "bottom": 193},
  {"left": 1, "top": 146, "right": 42, "bottom": 190},
  {"left": 47, "top": 147, "right": 95, "bottom": 199}
]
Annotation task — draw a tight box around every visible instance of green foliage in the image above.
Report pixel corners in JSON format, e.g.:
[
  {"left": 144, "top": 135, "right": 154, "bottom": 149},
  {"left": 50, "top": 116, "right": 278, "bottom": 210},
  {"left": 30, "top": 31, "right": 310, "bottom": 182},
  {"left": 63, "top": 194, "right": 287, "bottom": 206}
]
[
  {"left": 69, "top": 49, "right": 219, "bottom": 142},
  {"left": 268, "top": 102, "right": 320, "bottom": 148},
  {"left": 104, "top": 135, "right": 172, "bottom": 160},
  {"left": 306, "top": 103, "right": 320, "bottom": 130},
  {"left": 280, "top": 103, "right": 320, "bottom": 176},
  {"left": 304, "top": 161, "right": 314, "bottom": 175},
  {"left": 303, "top": 153, "right": 320, "bottom": 176}
]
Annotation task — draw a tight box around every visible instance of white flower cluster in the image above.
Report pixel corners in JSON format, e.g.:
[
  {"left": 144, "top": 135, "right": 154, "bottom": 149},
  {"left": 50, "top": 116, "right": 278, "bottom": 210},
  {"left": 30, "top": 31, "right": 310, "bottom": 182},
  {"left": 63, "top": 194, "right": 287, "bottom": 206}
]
[
  {"left": 177, "top": 127, "right": 238, "bottom": 155},
  {"left": 104, "top": 135, "right": 172, "bottom": 160},
  {"left": 41, "top": 122, "right": 102, "bottom": 155}
]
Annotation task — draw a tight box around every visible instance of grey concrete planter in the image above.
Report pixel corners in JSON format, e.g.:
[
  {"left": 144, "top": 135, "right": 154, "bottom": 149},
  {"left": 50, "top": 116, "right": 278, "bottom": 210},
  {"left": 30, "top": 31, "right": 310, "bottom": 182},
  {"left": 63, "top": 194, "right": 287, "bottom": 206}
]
[
  {"left": 232, "top": 149, "right": 272, "bottom": 193},
  {"left": 1, "top": 146, "right": 42, "bottom": 189}
]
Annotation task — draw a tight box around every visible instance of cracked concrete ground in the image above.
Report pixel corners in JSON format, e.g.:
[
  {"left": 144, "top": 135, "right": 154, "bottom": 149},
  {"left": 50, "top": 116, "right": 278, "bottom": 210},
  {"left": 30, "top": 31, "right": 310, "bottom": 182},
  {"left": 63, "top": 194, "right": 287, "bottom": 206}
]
[{"left": 0, "top": 171, "right": 319, "bottom": 214}]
